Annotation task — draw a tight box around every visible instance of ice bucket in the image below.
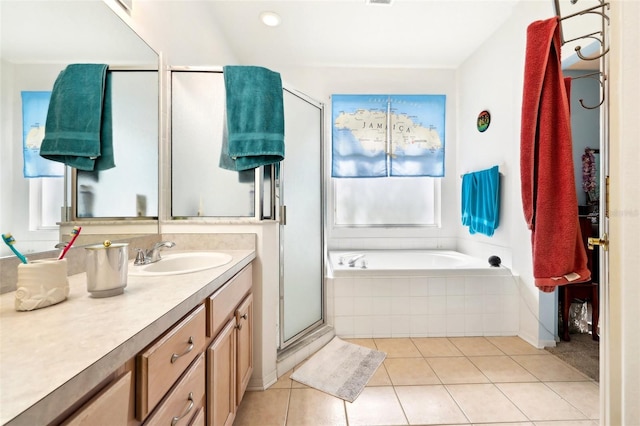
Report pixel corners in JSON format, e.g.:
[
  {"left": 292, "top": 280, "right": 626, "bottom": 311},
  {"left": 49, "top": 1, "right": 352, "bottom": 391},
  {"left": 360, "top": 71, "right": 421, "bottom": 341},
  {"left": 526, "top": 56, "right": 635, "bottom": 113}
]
[{"left": 85, "top": 242, "right": 128, "bottom": 298}]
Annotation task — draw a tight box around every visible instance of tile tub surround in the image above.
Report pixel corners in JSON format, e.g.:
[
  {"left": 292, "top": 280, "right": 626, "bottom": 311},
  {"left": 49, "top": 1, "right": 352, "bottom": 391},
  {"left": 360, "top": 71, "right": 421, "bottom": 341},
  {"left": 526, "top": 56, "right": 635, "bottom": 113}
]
[
  {"left": 0, "top": 248, "right": 255, "bottom": 426},
  {"left": 327, "top": 273, "right": 519, "bottom": 338}
]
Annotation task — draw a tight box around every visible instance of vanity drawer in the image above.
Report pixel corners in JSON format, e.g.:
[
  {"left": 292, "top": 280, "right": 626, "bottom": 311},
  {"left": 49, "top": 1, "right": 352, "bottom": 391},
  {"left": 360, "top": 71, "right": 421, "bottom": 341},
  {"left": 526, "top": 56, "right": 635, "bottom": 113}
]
[
  {"left": 207, "top": 264, "right": 252, "bottom": 337},
  {"left": 137, "top": 305, "right": 206, "bottom": 420},
  {"left": 62, "top": 371, "right": 132, "bottom": 426},
  {"left": 143, "top": 352, "right": 206, "bottom": 426}
]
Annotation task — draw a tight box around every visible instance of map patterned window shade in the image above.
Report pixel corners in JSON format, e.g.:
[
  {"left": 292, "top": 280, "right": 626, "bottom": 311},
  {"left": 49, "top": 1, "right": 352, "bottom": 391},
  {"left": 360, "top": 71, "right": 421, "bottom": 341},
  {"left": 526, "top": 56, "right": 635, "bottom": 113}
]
[
  {"left": 331, "top": 94, "right": 446, "bottom": 178},
  {"left": 21, "top": 91, "right": 64, "bottom": 178}
]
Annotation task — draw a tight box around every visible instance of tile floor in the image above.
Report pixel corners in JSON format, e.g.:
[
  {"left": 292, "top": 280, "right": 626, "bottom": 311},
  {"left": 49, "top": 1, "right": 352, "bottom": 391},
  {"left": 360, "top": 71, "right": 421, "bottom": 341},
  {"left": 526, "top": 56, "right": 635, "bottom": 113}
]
[{"left": 234, "top": 336, "right": 599, "bottom": 426}]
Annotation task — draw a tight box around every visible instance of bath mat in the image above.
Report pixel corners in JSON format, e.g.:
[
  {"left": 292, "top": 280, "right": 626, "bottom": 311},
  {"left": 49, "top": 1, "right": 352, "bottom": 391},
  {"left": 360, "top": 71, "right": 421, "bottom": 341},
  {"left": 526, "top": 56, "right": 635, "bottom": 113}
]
[{"left": 290, "top": 337, "right": 386, "bottom": 402}]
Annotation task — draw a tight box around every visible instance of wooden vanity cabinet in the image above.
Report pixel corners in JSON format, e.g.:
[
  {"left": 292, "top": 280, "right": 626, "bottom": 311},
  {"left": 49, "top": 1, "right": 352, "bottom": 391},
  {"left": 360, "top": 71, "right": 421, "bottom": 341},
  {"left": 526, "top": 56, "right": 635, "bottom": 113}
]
[
  {"left": 137, "top": 305, "right": 207, "bottom": 421},
  {"left": 56, "top": 262, "right": 253, "bottom": 426},
  {"left": 60, "top": 371, "right": 132, "bottom": 426},
  {"left": 206, "top": 265, "right": 253, "bottom": 426},
  {"left": 142, "top": 353, "right": 206, "bottom": 425},
  {"left": 207, "top": 319, "right": 237, "bottom": 426},
  {"left": 235, "top": 292, "right": 253, "bottom": 405}
]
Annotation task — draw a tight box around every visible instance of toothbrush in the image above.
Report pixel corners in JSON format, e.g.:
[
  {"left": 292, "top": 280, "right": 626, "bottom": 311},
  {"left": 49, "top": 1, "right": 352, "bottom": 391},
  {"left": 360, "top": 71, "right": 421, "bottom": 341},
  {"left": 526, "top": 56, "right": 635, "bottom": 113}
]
[
  {"left": 2, "top": 233, "right": 28, "bottom": 264},
  {"left": 58, "top": 226, "right": 82, "bottom": 260}
]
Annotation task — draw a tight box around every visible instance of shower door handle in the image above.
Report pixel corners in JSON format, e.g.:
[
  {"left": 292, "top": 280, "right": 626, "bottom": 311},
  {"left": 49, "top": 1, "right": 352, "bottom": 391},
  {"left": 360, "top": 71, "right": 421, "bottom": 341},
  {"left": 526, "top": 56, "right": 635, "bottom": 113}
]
[{"left": 280, "top": 205, "right": 287, "bottom": 225}]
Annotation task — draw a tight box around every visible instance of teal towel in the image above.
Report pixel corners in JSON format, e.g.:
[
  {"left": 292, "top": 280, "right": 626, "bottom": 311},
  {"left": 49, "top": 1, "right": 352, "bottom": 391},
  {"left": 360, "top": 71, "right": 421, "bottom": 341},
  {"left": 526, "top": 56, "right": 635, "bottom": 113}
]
[
  {"left": 40, "top": 64, "right": 115, "bottom": 171},
  {"left": 461, "top": 165, "right": 500, "bottom": 236},
  {"left": 220, "top": 65, "right": 285, "bottom": 171}
]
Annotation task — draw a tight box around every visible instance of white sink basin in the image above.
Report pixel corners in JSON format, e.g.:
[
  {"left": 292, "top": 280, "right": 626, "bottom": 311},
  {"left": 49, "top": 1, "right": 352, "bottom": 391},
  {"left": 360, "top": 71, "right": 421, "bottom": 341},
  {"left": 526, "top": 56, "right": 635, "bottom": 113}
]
[{"left": 129, "top": 251, "right": 233, "bottom": 276}]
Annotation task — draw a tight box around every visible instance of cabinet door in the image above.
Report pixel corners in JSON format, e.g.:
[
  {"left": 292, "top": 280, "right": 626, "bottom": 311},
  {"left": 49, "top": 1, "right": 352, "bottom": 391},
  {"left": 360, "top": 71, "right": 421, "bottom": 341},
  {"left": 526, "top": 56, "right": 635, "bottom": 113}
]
[
  {"left": 235, "top": 293, "right": 253, "bottom": 406},
  {"left": 207, "top": 319, "right": 236, "bottom": 426}
]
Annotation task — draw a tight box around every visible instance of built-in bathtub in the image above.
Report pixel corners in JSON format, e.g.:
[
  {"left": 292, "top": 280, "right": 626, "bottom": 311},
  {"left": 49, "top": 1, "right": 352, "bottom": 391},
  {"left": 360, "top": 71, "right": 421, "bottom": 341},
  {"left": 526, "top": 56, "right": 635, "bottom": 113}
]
[{"left": 326, "top": 250, "right": 518, "bottom": 338}]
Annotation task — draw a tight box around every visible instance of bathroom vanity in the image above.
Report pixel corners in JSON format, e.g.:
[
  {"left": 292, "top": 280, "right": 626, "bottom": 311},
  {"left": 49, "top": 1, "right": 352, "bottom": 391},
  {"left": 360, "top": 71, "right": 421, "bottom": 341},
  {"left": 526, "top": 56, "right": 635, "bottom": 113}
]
[{"left": 0, "top": 249, "right": 255, "bottom": 426}]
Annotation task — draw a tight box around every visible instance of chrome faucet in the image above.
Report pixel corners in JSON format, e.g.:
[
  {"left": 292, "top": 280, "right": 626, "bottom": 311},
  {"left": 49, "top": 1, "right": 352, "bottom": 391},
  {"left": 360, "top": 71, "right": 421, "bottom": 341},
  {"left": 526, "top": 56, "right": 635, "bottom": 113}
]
[
  {"left": 134, "top": 241, "right": 176, "bottom": 265},
  {"left": 347, "top": 254, "right": 365, "bottom": 267}
]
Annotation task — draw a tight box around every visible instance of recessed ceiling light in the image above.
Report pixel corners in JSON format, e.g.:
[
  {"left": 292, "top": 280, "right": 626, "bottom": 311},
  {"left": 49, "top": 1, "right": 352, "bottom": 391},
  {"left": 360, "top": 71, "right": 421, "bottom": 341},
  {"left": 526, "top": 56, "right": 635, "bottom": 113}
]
[{"left": 260, "top": 11, "right": 281, "bottom": 27}]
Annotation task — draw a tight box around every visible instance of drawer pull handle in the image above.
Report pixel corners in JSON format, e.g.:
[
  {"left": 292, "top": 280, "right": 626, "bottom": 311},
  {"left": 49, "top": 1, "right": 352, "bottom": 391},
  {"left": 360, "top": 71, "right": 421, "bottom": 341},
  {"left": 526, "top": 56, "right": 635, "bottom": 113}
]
[
  {"left": 171, "top": 392, "right": 194, "bottom": 426},
  {"left": 170, "top": 336, "right": 194, "bottom": 364}
]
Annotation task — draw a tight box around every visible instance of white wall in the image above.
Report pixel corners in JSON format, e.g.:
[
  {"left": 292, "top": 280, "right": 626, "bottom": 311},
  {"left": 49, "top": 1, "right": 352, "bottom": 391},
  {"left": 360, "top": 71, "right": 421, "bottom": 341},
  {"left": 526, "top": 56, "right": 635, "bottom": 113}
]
[
  {"left": 457, "top": 0, "right": 555, "bottom": 347},
  {"left": 564, "top": 69, "right": 600, "bottom": 205}
]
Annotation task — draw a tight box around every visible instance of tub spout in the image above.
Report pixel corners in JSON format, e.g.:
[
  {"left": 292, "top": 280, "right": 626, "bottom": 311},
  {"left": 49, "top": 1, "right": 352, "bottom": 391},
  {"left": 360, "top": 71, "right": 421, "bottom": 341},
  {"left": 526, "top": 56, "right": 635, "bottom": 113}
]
[{"left": 347, "top": 254, "right": 365, "bottom": 267}]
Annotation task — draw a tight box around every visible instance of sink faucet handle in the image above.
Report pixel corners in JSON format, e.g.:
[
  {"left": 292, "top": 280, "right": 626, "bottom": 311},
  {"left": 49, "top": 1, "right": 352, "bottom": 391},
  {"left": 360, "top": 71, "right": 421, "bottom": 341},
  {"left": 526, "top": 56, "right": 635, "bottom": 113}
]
[{"left": 134, "top": 248, "right": 147, "bottom": 265}]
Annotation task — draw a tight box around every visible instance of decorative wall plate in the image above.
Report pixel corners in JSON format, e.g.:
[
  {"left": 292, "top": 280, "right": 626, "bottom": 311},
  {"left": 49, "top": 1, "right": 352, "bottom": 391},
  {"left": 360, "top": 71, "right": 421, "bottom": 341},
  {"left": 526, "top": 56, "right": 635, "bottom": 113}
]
[{"left": 477, "top": 110, "right": 490, "bottom": 132}]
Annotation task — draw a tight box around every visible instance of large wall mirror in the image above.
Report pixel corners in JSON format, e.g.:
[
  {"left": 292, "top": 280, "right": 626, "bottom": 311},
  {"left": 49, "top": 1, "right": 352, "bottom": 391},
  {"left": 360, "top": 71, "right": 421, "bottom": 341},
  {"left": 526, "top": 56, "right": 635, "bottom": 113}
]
[
  {"left": 75, "top": 70, "right": 158, "bottom": 219},
  {"left": 0, "top": 0, "right": 159, "bottom": 257}
]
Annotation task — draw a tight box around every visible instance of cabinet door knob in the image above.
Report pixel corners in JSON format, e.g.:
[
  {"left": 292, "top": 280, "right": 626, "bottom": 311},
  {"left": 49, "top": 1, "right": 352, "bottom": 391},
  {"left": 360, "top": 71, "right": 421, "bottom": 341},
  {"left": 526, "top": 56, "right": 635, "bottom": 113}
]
[
  {"left": 171, "top": 392, "right": 194, "bottom": 426},
  {"left": 241, "top": 313, "right": 248, "bottom": 320},
  {"left": 170, "top": 336, "right": 194, "bottom": 364}
]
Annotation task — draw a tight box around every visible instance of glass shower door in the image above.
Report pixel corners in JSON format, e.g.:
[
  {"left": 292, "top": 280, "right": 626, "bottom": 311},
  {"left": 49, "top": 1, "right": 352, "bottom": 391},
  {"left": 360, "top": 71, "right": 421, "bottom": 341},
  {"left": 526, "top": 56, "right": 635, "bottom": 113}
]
[{"left": 279, "top": 89, "right": 324, "bottom": 346}]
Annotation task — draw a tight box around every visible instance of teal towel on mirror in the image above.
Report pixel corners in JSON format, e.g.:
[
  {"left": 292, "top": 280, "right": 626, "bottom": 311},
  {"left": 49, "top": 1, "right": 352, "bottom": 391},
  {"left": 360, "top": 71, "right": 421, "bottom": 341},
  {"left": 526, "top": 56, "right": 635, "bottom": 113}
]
[
  {"left": 220, "top": 65, "right": 285, "bottom": 171},
  {"left": 40, "top": 64, "right": 115, "bottom": 171}
]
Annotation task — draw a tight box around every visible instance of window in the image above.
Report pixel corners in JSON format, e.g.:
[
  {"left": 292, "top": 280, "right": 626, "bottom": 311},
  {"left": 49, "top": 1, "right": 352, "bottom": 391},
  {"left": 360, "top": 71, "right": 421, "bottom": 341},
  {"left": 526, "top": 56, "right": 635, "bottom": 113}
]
[
  {"left": 333, "top": 177, "right": 439, "bottom": 226},
  {"left": 29, "top": 177, "right": 64, "bottom": 230}
]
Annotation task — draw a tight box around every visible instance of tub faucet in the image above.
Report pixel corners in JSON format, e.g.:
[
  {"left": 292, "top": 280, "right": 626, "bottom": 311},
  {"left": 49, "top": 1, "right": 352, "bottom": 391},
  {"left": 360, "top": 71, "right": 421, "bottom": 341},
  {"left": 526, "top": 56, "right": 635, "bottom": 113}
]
[
  {"left": 135, "top": 241, "right": 176, "bottom": 265},
  {"left": 347, "top": 254, "right": 365, "bottom": 267}
]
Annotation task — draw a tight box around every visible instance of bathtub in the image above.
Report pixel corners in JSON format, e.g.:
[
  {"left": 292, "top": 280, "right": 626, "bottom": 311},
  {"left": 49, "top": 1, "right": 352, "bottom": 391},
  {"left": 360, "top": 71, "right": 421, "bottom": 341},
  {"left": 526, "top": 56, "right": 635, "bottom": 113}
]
[
  {"left": 329, "top": 250, "right": 504, "bottom": 276},
  {"left": 326, "top": 250, "right": 518, "bottom": 338}
]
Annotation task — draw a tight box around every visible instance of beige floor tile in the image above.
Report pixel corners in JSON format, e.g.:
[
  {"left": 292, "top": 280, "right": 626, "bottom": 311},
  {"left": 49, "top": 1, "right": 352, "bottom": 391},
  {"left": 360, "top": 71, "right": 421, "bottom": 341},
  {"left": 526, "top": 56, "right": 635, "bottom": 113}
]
[
  {"left": 486, "top": 336, "right": 547, "bottom": 355},
  {"left": 497, "top": 382, "right": 588, "bottom": 421},
  {"left": 427, "top": 357, "right": 490, "bottom": 384},
  {"left": 286, "top": 388, "right": 347, "bottom": 426},
  {"left": 345, "top": 386, "right": 408, "bottom": 425},
  {"left": 344, "top": 338, "right": 378, "bottom": 350},
  {"left": 374, "top": 338, "right": 422, "bottom": 358},
  {"left": 512, "top": 355, "right": 591, "bottom": 382},
  {"left": 412, "top": 337, "right": 464, "bottom": 357},
  {"left": 235, "top": 388, "right": 290, "bottom": 426},
  {"left": 366, "top": 363, "right": 393, "bottom": 386},
  {"left": 446, "top": 383, "right": 528, "bottom": 423},
  {"left": 473, "top": 423, "right": 534, "bottom": 426},
  {"left": 395, "top": 385, "right": 469, "bottom": 425},
  {"left": 449, "top": 336, "right": 504, "bottom": 356},
  {"left": 384, "top": 357, "right": 441, "bottom": 385},
  {"left": 545, "top": 381, "right": 600, "bottom": 419},
  {"left": 533, "top": 421, "right": 598, "bottom": 426},
  {"left": 271, "top": 369, "right": 294, "bottom": 389},
  {"left": 469, "top": 356, "right": 538, "bottom": 383}
]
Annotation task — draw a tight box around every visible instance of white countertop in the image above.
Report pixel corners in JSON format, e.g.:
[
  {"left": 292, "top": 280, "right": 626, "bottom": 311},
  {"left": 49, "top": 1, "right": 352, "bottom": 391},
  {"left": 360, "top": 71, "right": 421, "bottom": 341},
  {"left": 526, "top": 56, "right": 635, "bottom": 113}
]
[{"left": 0, "top": 249, "right": 254, "bottom": 426}]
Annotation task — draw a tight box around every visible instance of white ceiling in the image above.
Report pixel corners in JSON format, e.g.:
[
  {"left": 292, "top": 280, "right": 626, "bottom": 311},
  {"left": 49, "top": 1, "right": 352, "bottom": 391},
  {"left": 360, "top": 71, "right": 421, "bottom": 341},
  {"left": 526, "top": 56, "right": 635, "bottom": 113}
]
[
  {"left": 205, "top": 0, "right": 524, "bottom": 69},
  {"left": 0, "top": 0, "right": 598, "bottom": 71}
]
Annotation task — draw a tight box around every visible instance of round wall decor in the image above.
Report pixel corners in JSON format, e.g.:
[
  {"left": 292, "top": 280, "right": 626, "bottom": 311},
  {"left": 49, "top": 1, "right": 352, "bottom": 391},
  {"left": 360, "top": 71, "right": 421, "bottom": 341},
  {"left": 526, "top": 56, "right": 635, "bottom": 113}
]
[{"left": 477, "top": 110, "right": 491, "bottom": 132}]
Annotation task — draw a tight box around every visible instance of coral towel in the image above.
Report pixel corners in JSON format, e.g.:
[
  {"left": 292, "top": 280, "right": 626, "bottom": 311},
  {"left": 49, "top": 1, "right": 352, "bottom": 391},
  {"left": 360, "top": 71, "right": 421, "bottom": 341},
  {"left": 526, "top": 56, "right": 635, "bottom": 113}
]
[{"left": 520, "top": 17, "right": 590, "bottom": 292}]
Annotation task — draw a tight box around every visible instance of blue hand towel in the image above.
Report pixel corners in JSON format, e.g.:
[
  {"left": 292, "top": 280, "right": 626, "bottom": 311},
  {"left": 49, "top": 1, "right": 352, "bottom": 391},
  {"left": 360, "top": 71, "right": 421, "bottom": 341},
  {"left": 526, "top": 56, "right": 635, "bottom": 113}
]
[
  {"left": 40, "top": 64, "right": 114, "bottom": 171},
  {"left": 461, "top": 172, "right": 474, "bottom": 229},
  {"left": 220, "top": 66, "right": 285, "bottom": 171},
  {"left": 461, "top": 165, "right": 500, "bottom": 237}
]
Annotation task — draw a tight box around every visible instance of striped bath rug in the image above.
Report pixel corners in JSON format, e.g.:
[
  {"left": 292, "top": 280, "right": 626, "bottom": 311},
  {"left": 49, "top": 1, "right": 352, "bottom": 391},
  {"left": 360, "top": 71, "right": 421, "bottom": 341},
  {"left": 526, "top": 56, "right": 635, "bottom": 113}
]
[{"left": 290, "top": 336, "right": 386, "bottom": 402}]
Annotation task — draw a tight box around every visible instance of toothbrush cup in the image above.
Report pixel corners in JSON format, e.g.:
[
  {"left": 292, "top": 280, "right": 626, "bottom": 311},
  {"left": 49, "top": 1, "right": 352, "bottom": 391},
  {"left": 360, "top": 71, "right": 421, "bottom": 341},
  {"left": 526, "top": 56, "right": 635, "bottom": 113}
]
[{"left": 15, "top": 258, "right": 70, "bottom": 311}]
